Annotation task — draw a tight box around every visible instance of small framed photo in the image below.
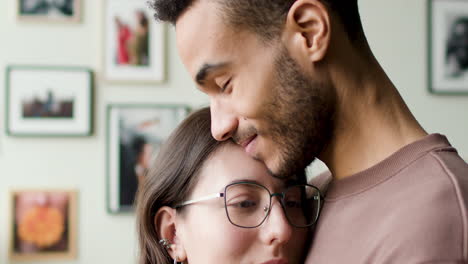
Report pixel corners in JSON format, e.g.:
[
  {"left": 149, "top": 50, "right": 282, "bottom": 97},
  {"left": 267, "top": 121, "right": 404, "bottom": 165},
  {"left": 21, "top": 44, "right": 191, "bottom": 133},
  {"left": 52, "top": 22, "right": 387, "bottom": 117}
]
[
  {"left": 17, "top": 0, "right": 81, "bottom": 23},
  {"left": 429, "top": 0, "right": 468, "bottom": 94},
  {"left": 107, "top": 104, "right": 189, "bottom": 213},
  {"left": 104, "top": 0, "right": 165, "bottom": 83},
  {"left": 5, "top": 66, "right": 93, "bottom": 137},
  {"left": 9, "top": 190, "right": 77, "bottom": 261}
]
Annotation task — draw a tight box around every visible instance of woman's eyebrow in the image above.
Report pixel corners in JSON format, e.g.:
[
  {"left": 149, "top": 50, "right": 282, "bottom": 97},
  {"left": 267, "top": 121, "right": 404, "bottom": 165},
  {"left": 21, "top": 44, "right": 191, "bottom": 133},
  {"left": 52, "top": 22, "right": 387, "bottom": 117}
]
[{"left": 226, "top": 178, "right": 262, "bottom": 186}]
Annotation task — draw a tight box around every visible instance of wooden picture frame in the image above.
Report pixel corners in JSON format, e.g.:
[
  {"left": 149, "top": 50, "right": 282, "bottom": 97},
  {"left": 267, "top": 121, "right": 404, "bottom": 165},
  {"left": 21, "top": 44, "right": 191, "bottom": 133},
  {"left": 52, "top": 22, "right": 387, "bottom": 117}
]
[{"left": 9, "top": 189, "right": 78, "bottom": 261}]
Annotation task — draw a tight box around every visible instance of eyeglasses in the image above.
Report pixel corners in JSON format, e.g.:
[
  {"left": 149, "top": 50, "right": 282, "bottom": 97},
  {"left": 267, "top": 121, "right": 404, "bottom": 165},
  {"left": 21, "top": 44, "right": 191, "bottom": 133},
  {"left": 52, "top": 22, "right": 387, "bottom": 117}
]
[{"left": 174, "top": 181, "right": 322, "bottom": 228}]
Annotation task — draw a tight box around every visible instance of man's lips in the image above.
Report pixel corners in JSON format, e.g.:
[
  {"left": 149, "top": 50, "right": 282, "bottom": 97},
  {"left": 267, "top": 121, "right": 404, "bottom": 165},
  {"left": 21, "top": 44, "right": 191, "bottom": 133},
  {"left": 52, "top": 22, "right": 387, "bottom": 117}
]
[
  {"left": 239, "top": 134, "right": 258, "bottom": 156},
  {"left": 238, "top": 134, "right": 257, "bottom": 148}
]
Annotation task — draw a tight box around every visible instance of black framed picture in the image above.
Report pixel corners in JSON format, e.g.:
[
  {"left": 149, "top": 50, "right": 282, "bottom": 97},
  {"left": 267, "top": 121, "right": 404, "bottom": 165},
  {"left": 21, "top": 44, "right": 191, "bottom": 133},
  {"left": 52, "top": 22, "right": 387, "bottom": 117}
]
[
  {"left": 5, "top": 66, "right": 93, "bottom": 137},
  {"left": 17, "top": 0, "right": 81, "bottom": 23},
  {"left": 429, "top": 0, "right": 468, "bottom": 94},
  {"left": 106, "top": 104, "right": 189, "bottom": 213}
]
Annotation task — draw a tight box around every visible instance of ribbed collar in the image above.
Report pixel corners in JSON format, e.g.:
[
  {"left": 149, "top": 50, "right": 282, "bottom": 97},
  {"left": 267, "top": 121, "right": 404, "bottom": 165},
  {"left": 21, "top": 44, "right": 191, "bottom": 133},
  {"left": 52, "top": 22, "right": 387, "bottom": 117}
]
[{"left": 325, "top": 134, "right": 452, "bottom": 201}]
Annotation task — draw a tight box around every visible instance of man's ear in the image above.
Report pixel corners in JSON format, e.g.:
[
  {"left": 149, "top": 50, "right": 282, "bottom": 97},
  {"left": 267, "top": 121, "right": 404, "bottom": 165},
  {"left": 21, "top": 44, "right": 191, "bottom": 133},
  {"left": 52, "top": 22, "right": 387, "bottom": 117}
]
[
  {"left": 154, "top": 206, "right": 188, "bottom": 262},
  {"left": 283, "top": 0, "right": 331, "bottom": 63}
]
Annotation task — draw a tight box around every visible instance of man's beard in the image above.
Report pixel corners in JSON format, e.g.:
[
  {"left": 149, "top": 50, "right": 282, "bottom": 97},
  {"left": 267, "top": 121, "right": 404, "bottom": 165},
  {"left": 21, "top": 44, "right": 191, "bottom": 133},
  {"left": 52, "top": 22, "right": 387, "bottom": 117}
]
[{"left": 262, "top": 45, "right": 336, "bottom": 178}]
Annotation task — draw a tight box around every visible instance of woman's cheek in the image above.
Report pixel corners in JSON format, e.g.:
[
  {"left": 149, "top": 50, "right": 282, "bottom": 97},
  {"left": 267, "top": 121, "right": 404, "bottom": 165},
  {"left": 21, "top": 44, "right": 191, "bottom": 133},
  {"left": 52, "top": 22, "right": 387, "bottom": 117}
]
[{"left": 217, "top": 226, "right": 258, "bottom": 258}]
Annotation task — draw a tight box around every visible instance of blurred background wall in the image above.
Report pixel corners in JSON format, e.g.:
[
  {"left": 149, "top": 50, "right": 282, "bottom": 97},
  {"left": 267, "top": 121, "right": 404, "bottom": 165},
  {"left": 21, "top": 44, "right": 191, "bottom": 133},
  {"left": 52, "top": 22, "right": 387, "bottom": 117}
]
[{"left": 0, "top": 0, "right": 466, "bottom": 263}]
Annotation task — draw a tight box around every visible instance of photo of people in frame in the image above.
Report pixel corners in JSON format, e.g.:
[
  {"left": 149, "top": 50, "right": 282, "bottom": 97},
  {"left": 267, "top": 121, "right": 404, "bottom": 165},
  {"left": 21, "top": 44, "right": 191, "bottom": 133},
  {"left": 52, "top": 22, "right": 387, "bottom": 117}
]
[
  {"left": 114, "top": 10, "right": 150, "bottom": 67},
  {"left": 104, "top": 0, "right": 165, "bottom": 83},
  {"left": 22, "top": 90, "right": 75, "bottom": 119},
  {"left": 107, "top": 105, "right": 189, "bottom": 212},
  {"left": 6, "top": 66, "right": 93, "bottom": 136}
]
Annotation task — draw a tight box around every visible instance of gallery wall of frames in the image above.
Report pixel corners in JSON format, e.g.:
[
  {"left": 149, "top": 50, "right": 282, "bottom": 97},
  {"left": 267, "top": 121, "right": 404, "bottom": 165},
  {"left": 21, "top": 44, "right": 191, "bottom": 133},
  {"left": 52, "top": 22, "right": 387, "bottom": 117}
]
[
  {"left": 0, "top": 0, "right": 467, "bottom": 264},
  {"left": 0, "top": 0, "right": 206, "bottom": 263}
]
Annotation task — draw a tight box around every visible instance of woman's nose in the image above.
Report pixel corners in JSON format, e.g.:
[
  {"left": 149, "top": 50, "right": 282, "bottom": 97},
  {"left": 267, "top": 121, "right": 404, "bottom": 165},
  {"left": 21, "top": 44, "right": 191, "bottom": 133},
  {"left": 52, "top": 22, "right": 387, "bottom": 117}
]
[{"left": 259, "top": 199, "right": 293, "bottom": 246}]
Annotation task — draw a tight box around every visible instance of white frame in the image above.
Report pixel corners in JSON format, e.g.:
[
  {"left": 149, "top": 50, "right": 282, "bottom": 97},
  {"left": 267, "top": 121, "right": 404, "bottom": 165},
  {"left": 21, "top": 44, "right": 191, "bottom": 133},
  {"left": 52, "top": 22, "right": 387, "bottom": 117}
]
[
  {"left": 5, "top": 66, "right": 93, "bottom": 137},
  {"left": 103, "top": 0, "right": 166, "bottom": 83},
  {"left": 107, "top": 104, "right": 189, "bottom": 213}
]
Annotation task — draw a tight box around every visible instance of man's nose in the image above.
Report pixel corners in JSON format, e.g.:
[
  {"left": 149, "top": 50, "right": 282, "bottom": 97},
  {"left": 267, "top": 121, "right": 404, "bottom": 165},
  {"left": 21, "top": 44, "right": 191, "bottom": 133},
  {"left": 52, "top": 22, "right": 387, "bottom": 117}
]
[{"left": 210, "top": 100, "right": 238, "bottom": 141}]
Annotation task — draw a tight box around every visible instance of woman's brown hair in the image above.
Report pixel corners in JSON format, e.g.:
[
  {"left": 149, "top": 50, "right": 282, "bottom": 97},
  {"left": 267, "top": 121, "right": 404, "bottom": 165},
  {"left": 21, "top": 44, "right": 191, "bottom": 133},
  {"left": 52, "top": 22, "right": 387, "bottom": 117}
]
[{"left": 135, "top": 107, "right": 225, "bottom": 264}]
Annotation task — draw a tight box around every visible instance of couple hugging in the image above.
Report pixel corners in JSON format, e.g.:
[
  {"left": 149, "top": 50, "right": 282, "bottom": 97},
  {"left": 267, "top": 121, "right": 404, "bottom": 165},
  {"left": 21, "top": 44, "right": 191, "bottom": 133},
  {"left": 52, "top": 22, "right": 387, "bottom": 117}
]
[{"left": 135, "top": 0, "right": 468, "bottom": 263}]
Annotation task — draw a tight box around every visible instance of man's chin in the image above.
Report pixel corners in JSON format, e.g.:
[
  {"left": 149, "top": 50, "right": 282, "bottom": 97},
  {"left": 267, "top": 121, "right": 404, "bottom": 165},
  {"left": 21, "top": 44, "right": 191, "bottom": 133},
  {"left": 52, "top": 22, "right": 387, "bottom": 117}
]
[
  {"left": 267, "top": 157, "right": 316, "bottom": 179},
  {"left": 264, "top": 160, "right": 289, "bottom": 179},
  {"left": 251, "top": 153, "right": 299, "bottom": 178}
]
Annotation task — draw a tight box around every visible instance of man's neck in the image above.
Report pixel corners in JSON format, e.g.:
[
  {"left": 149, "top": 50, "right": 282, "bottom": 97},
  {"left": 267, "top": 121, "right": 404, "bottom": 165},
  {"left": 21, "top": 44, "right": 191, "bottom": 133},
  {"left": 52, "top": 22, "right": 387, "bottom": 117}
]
[{"left": 320, "top": 61, "right": 427, "bottom": 180}]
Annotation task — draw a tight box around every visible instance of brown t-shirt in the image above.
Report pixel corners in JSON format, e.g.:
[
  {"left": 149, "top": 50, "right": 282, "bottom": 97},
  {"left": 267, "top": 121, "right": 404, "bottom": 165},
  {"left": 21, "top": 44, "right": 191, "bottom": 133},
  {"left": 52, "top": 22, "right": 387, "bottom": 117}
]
[{"left": 306, "top": 134, "right": 468, "bottom": 264}]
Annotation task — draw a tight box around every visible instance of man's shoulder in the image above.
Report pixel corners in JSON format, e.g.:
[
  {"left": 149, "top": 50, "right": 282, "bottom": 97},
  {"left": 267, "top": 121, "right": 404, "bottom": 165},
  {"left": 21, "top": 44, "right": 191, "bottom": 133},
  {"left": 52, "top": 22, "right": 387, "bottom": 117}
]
[
  {"left": 427, "top": 145, "right": 468, "bottom": 181},
  {"left": 405, "top": 143, "right": 467, "bottom": 190},
  {"left": 307, "top": 140, "right": 468, "bottom": 263},
  {"left": 388, "top": 146, "right": 468, "bottom": 261},
  {"left": 401, "top": 144, "right": 468, "bottom": 222},
  {"left": 410, "top": 145, "right": 468, "bottom": 205}
]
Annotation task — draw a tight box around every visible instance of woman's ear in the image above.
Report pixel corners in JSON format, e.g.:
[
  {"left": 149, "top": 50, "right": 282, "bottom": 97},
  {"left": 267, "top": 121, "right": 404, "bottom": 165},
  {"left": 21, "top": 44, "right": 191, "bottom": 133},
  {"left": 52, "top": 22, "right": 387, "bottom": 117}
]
[
  {"left": 154, "top": 206, "right": 188, "bottom": 262},
  {"left": 283, "top": 0, "right": 331, "bottom": 63}
]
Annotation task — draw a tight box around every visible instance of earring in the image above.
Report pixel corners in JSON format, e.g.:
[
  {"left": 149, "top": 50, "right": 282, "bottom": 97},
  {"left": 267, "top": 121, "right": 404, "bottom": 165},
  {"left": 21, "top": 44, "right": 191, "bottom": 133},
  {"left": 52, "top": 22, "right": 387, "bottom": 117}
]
[{"left": 158, "top": 238, "right": 173, "bottom": 249}]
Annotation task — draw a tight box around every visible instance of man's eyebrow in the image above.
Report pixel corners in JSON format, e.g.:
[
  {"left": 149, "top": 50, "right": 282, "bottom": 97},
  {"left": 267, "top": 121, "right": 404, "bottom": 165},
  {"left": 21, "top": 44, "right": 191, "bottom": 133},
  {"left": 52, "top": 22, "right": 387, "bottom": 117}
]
[{"left": 195, "top": 62, "right": 229, "bottom": 85}]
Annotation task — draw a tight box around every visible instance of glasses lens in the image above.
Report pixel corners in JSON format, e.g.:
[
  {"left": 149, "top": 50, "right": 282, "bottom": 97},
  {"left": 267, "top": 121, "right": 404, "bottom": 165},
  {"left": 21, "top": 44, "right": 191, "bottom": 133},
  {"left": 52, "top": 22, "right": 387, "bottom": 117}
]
[
  {"left": 225, "top": 183, "right": 271, "bottom": 228},
  {"left": 283, "top": 185, "right": 321, "bottom": 227}
]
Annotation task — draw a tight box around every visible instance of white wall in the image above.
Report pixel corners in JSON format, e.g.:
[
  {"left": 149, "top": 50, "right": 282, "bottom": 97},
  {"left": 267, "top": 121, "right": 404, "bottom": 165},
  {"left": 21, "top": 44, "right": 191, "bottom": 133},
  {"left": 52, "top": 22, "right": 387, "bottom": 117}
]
[{"left": 0, "top": 0, "right": 466, "bottom": 264}]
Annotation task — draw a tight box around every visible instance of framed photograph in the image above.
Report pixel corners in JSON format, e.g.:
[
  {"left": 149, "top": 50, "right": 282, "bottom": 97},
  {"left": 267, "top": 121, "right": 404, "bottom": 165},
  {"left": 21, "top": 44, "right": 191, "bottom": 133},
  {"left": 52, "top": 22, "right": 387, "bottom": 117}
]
[
  {"left": 428, "top": 0, "right": 468, "bottom": 94},
  {"left": 104, "top": 0, "right": 165, "bottom": 83},
  {"left": 9, "top": 190, "right": 77, "bottom": 261},
  {"left": 5, "top": 66, "right": 93, "bottom": 137},
  {"left": 17, "top": 0, "right": 81, "bottom": 22},
  {"left": 107, "top": 104, "right": 189, "bottom": 213}
]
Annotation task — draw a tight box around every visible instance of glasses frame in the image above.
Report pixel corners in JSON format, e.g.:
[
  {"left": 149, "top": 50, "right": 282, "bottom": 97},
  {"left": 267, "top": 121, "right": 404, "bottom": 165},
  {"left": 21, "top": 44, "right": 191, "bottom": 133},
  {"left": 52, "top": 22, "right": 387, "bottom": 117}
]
[{"left": 174, "top": 181, "right": 322, "bottom": 229}]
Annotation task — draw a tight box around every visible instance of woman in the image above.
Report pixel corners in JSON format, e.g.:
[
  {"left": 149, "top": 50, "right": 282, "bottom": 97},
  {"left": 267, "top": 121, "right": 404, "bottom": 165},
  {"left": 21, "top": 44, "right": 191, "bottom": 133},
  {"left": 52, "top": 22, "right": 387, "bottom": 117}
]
[{"left": 136, "top": 107, "right": 321, "bottom": 264}]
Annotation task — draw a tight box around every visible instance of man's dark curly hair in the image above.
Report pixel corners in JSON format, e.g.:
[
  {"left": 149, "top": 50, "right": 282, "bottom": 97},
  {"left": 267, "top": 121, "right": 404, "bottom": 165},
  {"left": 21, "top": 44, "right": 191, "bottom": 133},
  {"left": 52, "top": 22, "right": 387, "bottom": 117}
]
[{"left": 149, "top": 0, "right": 364, "bottom": 42}]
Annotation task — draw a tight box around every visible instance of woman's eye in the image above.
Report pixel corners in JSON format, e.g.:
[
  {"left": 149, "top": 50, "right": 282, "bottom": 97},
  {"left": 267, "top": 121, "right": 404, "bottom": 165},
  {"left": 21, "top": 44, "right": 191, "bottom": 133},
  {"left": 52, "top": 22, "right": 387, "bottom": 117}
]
[
  {"left": 285, "top": 200, "right": 302, "bottom": 208},
  {"left": 228, "top": 199, "right": 257, "bottom": 208}
]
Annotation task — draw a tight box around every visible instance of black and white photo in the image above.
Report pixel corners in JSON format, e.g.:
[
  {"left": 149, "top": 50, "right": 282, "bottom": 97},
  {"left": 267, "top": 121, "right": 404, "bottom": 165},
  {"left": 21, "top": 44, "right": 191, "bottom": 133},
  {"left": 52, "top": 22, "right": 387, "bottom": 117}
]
[
  {"left": 429, "top": 0, "right": 468, "bottom": 94},
  {"left": 18, "top": 0, "right": 80, "bottom": 22}
]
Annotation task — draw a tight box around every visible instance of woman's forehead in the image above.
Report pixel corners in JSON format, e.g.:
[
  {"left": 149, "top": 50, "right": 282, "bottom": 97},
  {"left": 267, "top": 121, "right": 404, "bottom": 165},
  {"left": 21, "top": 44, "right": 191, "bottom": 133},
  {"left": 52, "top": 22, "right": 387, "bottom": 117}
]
[{"left": 197, "top": 143, "right": 287, "bottom": 191}]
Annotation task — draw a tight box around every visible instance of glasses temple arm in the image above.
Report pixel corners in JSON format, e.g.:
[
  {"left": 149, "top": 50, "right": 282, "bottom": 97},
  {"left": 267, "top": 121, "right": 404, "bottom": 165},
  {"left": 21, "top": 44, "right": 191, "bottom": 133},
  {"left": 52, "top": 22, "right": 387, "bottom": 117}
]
[{"left": 175, "top": 193, "right": 224, "bottom": 208}]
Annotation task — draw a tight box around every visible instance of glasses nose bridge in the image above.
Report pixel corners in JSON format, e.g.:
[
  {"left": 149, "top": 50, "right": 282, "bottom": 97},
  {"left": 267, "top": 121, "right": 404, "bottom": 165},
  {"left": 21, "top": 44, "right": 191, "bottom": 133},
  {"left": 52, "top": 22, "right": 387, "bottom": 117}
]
[
  {"left": 270, "top": 192, "right": 285, "bottom": 201},
  {"left": 263, "top": 192, "right": 290, "bottom": 225},
  {"left": 268, "top": 192, "right": 286, "bottom": 213}
]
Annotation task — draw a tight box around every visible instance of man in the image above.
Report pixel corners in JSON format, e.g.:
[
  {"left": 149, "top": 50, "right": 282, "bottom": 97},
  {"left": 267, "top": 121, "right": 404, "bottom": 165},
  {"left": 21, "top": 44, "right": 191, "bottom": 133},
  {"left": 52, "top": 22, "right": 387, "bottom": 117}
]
[{"left": 150, "top": 0, "right": 468, "bottom": 263}]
